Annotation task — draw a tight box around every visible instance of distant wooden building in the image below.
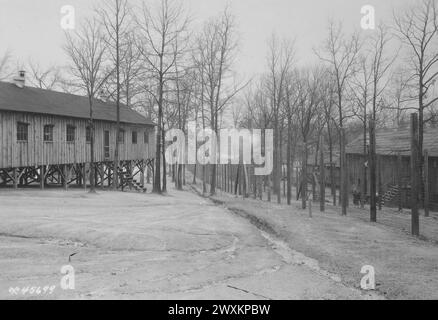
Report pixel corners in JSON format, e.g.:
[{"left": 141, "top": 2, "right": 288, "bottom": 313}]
[
  {"left": 0, "top": 72, "right": 155, "bottom": 191},
  {"left": 346, "top": 127, "right": 438, "bottom": 210}
]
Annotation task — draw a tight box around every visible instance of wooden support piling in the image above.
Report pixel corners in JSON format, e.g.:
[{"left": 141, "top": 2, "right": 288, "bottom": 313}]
[{"left": 40, "top": 165, "right": 45, "bottom": 189}]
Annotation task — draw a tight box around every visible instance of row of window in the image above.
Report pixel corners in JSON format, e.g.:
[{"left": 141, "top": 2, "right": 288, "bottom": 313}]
[{"left": 16, "top": 122, "right": 149, "bottom": 144}]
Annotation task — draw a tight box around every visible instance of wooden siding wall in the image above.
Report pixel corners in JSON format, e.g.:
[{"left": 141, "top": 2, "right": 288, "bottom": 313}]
[
  {"left": 0, "top": 111, "right": 155, "bottom": 168},
  {"left": 347, "top": 153, "right": 438, "bottom": 197}
]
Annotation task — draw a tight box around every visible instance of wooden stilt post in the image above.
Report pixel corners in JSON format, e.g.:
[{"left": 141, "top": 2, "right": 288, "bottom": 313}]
[
  {"left": 141, "top": 161, "right": 145, "bottom": 188},
  {"left": 0, "top": 170, "right": 5, "bottom": 186},
  {"left": 76, "top": 164, "right": 81, "bottom": 187},
  {"left": 83, "top": 164, "right": 87, "bottom": 191},
  {"left": 13, "top": 168, "right": 18, "bottom": 189},
  {"left": 108, "top": 164, "right": 112, "bottom": 187},
  {"left": 98, "top": 163, "right": 103, "bottom": 187},
  {"left": 410, "top": 113, "right": 420, "bottom": 236},
  {"left": 63, "top": 165, "right": 69, "bottom": 190},
  {"left": 40, "top": 165, "right": 45, "bottom": 189},
  {"left": 60, "top": 165, "right": 64, "bottom": 187}
]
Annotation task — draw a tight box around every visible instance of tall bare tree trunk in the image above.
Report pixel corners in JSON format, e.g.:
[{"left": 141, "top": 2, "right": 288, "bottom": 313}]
[
  {"left": 286, "top": 115, "right": 292, "bottom": 205},
  {"left": 162, "top": 125, "right": 167, "bottom": 193},
  {"left": 89, "top": 97, "right": 96, "bottom": 193},
  {"left": 302, "top": 139, "right": 308, "bottom": 209}
]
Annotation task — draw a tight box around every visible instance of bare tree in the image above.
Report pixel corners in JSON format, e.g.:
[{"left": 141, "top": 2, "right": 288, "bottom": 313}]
[
  {"left": 195, "top": 8, "right": 244, "bottom": 196},
  {"left": 283, "top": 71, "right": 300, "bottom": 205},
  {"left": 369, "top": 24, "right": 397, "bottom": 122},
  {"left": 394, "top": 0, "right": 438, "bottom": 164},
  {"left": 349, "top": 24, "right": 395, "bottom": 208},
  {"left": 173, "top": 44, "right": 196, "bottom": 189},
  {"left": 135, "top": 0, "right": 189, "bottom": 194},
  {"left": 315, "top": 21, "right": 361, "bottom": 215},
  {"left": 97, "top": 0, "right": 131, "bottom": 190},
  {"left": 296, "top": 68, "right": 324, "bottom": 209},
  {"left": 386, "top": 67, "right": 416, "bottom": 127},
  {"left": 26, "top": 61, "right": 62, "bottom": 90},
  {"left": 0, "top": 51, "right": 13, "bottom": 81},
  {"left": 64, "top": 18, "right": 112, "bottom": 193},
  {"left": 350, "top": 56, "right": 372, "bottom": 208},
  {"left": 320, "top": 73, "right": 339, "bottom": 206},
  {"left": 266, "top": 34, "right": 295, "bottom": 203}
]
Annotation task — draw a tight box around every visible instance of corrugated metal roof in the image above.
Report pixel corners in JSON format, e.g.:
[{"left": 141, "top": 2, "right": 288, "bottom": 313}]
[
  {"left": 346, "top": 126, "right": 438, "bottom": 157},
  {"left": 0, "top": 81, "right": 154, "bottom": 126}
]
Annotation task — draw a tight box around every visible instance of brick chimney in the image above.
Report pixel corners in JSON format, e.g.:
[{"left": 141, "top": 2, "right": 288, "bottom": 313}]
[{"left": 13, "top": 70, "right": 26, "bottom": 88}]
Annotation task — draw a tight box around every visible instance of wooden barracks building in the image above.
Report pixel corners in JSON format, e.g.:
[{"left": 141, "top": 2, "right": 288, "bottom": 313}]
[
  {"left": 346, "top": 126, "right": 438, "bottom": 210},
  {"left": 0, "top": 71, "right": 155, "bottom": 191}
]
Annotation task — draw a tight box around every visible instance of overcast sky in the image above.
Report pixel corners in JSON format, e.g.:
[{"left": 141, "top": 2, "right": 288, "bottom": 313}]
[{"left": 0, "top": 0, "right": 416, "bottom": 79}]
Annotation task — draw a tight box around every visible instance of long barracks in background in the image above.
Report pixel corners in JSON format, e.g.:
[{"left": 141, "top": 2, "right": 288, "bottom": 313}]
[{"left": 0, "top": 71, "right": 155, "bottom": 190}]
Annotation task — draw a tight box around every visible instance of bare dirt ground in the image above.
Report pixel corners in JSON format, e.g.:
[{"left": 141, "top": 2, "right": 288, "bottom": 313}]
[
  {"left": 192, "top": 182, "right": 438, "bottom": 300},
  {"left": 0, "top": 184, "right": 380, "bottom": 300}
]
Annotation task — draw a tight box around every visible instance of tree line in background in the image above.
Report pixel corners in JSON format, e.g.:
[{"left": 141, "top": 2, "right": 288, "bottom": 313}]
[
  {"left": 0, "top": 0, "right": 437, "bottom": 214},
  {"left": 238, "top": 0, "right": 438, "bottom": 227}
]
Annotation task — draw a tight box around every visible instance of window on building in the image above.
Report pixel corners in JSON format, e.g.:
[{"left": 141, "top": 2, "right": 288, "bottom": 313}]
[
  {"left": 17, "top": 122, "right": 29, "bottom": 141},
  {"left": 132, "top": 131, "right": 137, "bottom": 144},
  {"left": 43, "top": 125, "right": 54, "bottom": 142},
  {"left": 66, "top": 125, "right": 76, "bottom": 142},
  {"left": 118, "top": 129, "right": 125, "bottom": 144},
  {"left": 144, "top": 131, "right": 149, "bottom": 144},
  {"left": 86, "top": 126, "right": 91, "bottom": 143}
]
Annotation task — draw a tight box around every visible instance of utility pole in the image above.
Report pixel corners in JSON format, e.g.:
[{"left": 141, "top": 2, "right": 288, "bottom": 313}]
[{"left": 410, "top": 113, "right": 420, "bottom": 236}]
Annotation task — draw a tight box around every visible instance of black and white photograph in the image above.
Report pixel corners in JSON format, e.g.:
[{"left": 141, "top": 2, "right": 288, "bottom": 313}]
[{"left": 0, "top": 0, "right": 437, "bottom": 306}]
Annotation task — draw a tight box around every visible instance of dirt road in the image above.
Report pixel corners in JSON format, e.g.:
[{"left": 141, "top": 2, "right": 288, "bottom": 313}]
[{"left": 0, "top": 187, "right": 379, "bottom": 299}]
